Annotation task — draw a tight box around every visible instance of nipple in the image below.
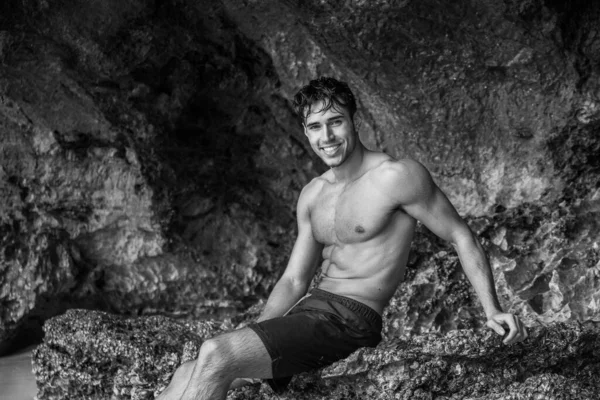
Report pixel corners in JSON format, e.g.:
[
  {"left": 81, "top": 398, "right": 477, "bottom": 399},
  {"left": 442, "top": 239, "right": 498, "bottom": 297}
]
[{"left": 355, "top": 225, "right": 365, "bottom": 233}]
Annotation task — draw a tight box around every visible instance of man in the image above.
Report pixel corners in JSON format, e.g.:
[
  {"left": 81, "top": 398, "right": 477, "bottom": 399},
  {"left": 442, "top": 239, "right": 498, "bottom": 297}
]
[{"left": 157, "top": 77, "right": 527, "bottom": 400}]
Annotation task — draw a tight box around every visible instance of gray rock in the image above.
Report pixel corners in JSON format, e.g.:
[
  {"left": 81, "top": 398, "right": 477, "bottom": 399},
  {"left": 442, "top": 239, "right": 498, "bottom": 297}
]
[
  {"left": 2, "top": 0, "right": 600, "bottom": 367},
  {"left": 32, "top": 309, "right": 600, "bottom": 399}
]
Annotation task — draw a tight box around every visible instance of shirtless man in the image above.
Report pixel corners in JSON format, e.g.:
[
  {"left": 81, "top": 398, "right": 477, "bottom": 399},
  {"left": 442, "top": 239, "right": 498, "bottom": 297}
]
[{"left": 157, "top": 76, "right": 528, "bottom": 400}]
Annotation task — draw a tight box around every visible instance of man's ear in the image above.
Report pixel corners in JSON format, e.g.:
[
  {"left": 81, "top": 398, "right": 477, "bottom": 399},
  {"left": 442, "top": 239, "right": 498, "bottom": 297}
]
[
  {"left": 354, "top": 114, "right": 362, "bottom": 131},
  {"left": 302, "top": 123, "right": 308, "bottom": 137}
]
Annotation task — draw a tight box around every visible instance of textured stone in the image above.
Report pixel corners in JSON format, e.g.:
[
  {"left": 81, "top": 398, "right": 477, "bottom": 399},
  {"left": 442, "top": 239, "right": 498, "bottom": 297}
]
[
  {"left": 1, "top": 0, "right": 600, "bottom": 376},
  {"left": 32, "top": 309, "right": 228, "bottom": 400},
  {"left": 32, "top": 309, "right": 600, "bottom": 399},
  {"left": 0, "top": 36, "right": 165, "bottom": 349},
  {"left": 221, "top": 0, "right": 586, "bottom": 215},
  {"left": 0, "top": 0, "right": 313, "bottom": 348}
]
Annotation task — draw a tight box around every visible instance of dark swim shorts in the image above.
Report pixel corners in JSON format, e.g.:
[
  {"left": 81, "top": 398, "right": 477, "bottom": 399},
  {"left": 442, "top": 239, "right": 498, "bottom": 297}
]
[{"left": 247, "top": 288, "right": 382, "bottom": 393}]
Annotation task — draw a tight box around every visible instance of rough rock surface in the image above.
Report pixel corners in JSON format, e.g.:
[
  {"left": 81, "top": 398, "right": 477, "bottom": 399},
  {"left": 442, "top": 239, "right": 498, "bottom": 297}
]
[
  {"left": 222, "top": 0, "right": 597, "bottom": 214},
  {"left": 0, "top": 0, "right": 599, "bottom": 379},
  {"left": 32, "top": 309, "right": 229, "bottom": 400},
  {"left": 219, "top": 0, "right": 600, "bottom": 335},
  {"left": 33, "top": 309, "right": 600, "bottom": 400},
  {"left": 0, "top": 0, "right": 313, "bottom": 350}
]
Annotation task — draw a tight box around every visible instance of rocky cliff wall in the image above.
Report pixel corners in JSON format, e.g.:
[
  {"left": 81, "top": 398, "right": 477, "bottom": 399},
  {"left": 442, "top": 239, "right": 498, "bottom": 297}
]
[{"left": 0, "top": 0, "right": 599, "bottom": 358}]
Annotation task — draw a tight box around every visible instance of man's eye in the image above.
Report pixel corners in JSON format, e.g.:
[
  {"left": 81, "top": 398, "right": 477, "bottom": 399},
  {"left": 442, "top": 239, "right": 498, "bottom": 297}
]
[
  {"left": 331, "top": 120, "right": 342, "bottom": 126},
  {"left": 309, "top": 125, "right": 320, "bottom": 130}
]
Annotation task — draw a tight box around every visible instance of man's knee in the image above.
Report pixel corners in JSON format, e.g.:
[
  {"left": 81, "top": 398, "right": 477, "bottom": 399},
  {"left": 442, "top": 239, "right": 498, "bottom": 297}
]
[
  {"left": 194, "top": 328, "right": 272, "bottom": 380},
  {"left": 196, "top": 337, "right": 231, "bottom": 372}
]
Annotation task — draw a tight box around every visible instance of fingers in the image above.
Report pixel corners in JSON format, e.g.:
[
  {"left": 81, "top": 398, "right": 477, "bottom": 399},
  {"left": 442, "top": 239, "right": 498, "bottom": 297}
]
[
  {"left": 486, "top": 319, "right": 506, "bottom": 336},
  {"left": 501, "top": 314, "right": 519, "bottom": 344},
  {"left": 487, "top": 313, "right": 528, "bottom": 345},
  {"left": 508, "top": 315, "right": 528, "bottom": 344}
]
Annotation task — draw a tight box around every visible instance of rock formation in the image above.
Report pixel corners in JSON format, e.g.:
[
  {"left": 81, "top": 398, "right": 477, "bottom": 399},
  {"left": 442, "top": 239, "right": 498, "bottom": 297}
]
[
  {"left": 0, "top": 0, "right": 599, "bottom": 397},
  {"left": 33, "top": 309, "right": 600, "bottom": 399}
]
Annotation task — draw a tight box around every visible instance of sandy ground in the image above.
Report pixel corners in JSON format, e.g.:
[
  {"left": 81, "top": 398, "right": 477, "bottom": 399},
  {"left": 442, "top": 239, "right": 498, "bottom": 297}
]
[{"left": 0, "top": 347, "right": 37, "bottom": 400}]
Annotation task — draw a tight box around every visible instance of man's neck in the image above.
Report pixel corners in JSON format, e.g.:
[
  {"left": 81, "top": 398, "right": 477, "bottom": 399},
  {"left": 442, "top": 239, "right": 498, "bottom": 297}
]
[{"left": 331, "top": 143, "right": 368, "bottom": 183}]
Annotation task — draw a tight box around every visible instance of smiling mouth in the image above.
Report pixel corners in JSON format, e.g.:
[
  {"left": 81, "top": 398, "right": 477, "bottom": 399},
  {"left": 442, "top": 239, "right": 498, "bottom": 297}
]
[{"left": 320, "top": 143, "right": 341, "bottom": 156}]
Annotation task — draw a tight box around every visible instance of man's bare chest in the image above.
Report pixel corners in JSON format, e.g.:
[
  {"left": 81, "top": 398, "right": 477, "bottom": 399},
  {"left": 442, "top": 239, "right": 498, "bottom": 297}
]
[{"left": 310, "top": 181, "right": 396, "bottom": 244}]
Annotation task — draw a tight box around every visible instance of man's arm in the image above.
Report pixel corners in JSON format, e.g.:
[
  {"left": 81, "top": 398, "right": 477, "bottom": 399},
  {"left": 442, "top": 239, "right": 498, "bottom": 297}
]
[
  {"left": 379, "top": 159, "right": 527, "bottom": 344},
  {"left": 256, "top": 181, "right": 323, "bottom": 322}
]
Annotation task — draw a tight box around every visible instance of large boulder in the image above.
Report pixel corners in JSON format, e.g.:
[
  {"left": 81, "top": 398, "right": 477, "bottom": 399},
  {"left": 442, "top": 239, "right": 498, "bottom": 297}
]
[{"left": 32, "top": 309, "right": 600, "bottom": 399}]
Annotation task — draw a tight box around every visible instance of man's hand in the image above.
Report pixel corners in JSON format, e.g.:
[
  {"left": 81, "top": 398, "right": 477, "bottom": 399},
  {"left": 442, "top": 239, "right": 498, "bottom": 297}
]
[{"left": 486, "top": 313, "right": 528, "bottom": 345}]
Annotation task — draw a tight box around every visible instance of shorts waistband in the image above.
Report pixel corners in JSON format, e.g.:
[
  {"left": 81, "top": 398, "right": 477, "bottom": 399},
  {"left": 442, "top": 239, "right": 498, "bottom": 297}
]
[{"left": 309, "top": 288, "right": 382, "bottom": 329}]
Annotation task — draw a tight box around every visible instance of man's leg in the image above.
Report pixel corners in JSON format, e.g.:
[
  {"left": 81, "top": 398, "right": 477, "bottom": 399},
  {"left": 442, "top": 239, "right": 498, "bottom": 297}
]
[
  {"left": 157, "top": 361, "right": 254, "bottom": 400},
  {"left": 156, "top": 360, "right": 195, "bottom": 399},
  {"left": 158, "top": 327, "right": 273, "bottom": 400}
]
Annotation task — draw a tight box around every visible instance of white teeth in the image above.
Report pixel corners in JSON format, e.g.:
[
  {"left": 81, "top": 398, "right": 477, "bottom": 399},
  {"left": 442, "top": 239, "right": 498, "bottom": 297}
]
[{"left": 321, "top": 144, "right": 340, "bottom": 155}]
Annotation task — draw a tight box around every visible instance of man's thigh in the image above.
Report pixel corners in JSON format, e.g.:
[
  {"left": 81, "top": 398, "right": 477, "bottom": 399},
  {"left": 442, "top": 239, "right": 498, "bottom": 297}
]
[{"left": 247, "top": 298, "right": 382, "bottom": 379}]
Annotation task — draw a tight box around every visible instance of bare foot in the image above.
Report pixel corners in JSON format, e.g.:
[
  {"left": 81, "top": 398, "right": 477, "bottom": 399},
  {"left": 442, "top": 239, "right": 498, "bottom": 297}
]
[{"left": 155, "top": 360, "right": 195, "bottom": 400}]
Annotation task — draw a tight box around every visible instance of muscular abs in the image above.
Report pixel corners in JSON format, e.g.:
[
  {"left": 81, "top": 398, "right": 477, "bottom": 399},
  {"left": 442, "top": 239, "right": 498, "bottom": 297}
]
[{"left": 309, "top": 168, "right": 416, "bottom": 314}]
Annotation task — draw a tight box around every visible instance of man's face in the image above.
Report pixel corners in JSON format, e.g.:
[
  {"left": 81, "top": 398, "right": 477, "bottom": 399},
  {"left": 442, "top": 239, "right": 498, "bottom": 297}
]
[{"left": 303, "top": 101, "right": 357, "bottom": 168}]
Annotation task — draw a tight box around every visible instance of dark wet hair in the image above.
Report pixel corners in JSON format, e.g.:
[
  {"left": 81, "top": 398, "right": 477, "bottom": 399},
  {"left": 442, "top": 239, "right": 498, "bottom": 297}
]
[{"left": 292, "top": 77, "right": 357, "bottom": 124}]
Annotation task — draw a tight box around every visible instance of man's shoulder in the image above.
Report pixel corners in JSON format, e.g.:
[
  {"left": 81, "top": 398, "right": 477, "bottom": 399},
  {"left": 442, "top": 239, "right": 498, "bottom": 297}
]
[
  {"left": 306, "top": 173, "right": 330, "bottom": 190},
  {"left": 367, "top": 157, "right": 435, "bottom": 206},
  {"left": 298, "top": 175, "right": 327, "bottom": 207},
  {"left": 371, "top": 157, "right": 432, "bottom": 185}
]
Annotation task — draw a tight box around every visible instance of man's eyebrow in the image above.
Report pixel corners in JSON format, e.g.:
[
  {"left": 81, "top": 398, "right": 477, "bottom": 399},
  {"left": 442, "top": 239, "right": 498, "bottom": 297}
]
[
  {"left": 305, "top": 114, "right": 345, "bottom": 127},
  {"left": 309, "top": 115, "right": 343, "bottom": 123}
]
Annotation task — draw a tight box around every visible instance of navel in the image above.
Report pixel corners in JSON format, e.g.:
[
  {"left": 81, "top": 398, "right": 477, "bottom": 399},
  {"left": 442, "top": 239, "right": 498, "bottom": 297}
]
[{"left": 355, "top": 225, "right": 365, "bottom": 234}]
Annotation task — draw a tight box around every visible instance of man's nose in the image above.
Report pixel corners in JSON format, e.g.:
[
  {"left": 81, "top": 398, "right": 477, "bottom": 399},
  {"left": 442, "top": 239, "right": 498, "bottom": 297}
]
[{"left": 322, "top": 125, "right": 334, "bottom": 141}]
